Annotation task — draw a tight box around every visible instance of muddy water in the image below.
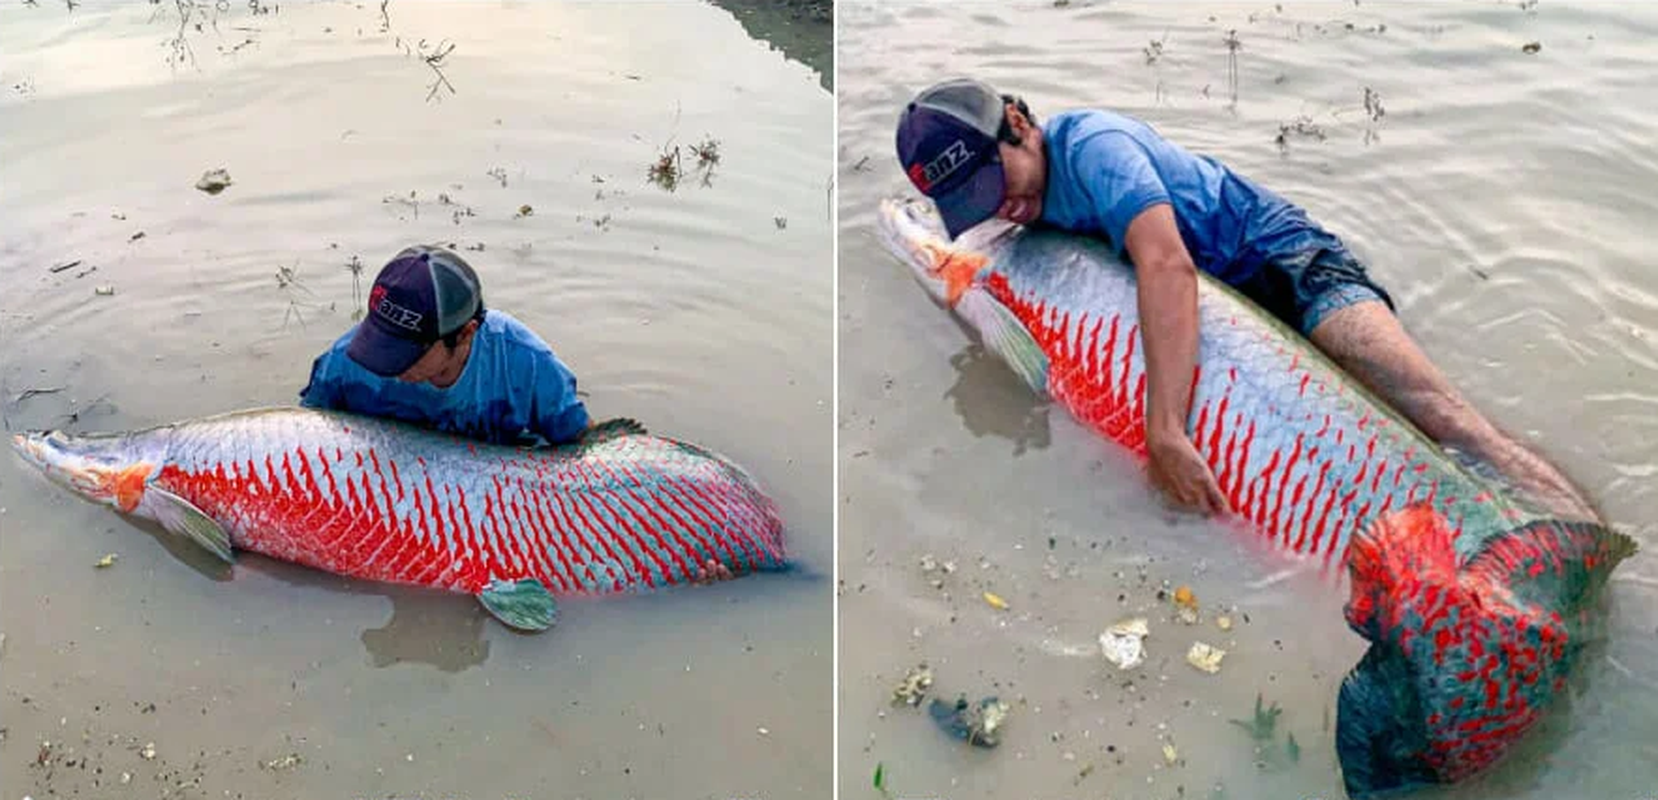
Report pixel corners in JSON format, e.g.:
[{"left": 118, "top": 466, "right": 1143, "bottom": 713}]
[
  {"left": 0, "top": 2, "right": 830, "bottom": 798},
  {"left": 839, "top": 3, "right": 1658, "bottom": 799}
]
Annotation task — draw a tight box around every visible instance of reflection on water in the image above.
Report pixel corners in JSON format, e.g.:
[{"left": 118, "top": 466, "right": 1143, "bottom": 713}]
[
  {"left": 360, "top": 589, "right": 491, "bottom": 673},
  {"left": 839, "top": 2, "right": 1658, "bottom": 799},
  {"left": 945, "top": 344, "right": 1051, "bottom": 456}
]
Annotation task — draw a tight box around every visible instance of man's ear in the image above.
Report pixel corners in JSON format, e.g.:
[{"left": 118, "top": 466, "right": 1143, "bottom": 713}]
[{"left": 1005, "top": 103, "right": 1033, "bottom": 138}]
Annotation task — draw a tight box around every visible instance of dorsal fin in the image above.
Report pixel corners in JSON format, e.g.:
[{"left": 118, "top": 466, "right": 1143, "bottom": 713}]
[{"left": 580, "top": 417, "right": 648, "bottom": 444}]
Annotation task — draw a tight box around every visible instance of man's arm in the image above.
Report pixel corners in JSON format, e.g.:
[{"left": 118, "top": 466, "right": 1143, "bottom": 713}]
[
  {"left": 1124, "top": 204, "right": 1228, "bottom": 514},
  {"left": 297, "top": 352, "right": 344, "bottom": 411}
]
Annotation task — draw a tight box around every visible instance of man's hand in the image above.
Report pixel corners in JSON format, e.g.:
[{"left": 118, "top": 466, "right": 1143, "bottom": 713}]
[{"left": 1146, "top": 426, "right": 1228, "bottom": 516}]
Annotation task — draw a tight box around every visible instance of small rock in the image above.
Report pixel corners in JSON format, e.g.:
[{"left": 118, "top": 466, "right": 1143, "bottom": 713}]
[
  {"left": 516, "top": 204, "right": 534, "bottom": 218},
  {"left": 195, "top": 168, "right": 233, "bottom": 194},
  {"left": 95, "top": 285, "right": 116, "bottom": 296},
  {"left": 774, "top": 216, "right": 787, "bottom": 229},
  {"left": 1522, "top": 41, "right": 1542, "bottom": 53},
  {"left": 140, "top": 742, "right": 156, "bottom": 759},
  {"left": 892, "top": 663, "right": 934, "bottom": 706},
  {"left": 1216, "top": 615, "right": 1233, "bottom": 631},
  {"left": 929, "top": 694, "right": 1009, "bottom": 747}
]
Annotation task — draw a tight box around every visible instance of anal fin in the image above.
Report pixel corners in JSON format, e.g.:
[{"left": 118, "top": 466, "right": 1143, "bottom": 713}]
[{"left": 478, "top": 577, "right": 558, "bottom": 631}]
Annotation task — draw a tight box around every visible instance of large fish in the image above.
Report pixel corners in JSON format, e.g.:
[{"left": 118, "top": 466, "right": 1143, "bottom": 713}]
[
  {"left": 10, "top": 408, "right": 788, "bottom": 630},
  {"left": 876, "top": 197, "right": 1635, "bottom": 797}
]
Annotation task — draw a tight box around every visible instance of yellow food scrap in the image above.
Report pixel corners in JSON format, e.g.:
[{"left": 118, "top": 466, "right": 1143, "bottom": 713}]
[
  {"left": 94, "top": 554, "right": 118, "bottom": 569},
  {"left": 1162, "top": 742, "right": 1179, "bottom": 764},
  {"left": 1186, "top": 641, "right": 1227, "bottom": 674},
  {"left": 1173, "top": 585, "right": 1197, "bottom": 610},
  {"left": 1216, "top": 615, "right": 1234, "bottom": 631},
  {"left": 983, "top": 591, "right": 1009, "bottom": 610}
]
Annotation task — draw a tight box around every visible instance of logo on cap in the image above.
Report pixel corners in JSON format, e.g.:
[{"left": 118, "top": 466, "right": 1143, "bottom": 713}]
[
  {"left": 369, "top": 283, "right": 424, "bottom": 332},
  {"left": 909, "top": 139, "right": 974, "bottom": 193}
]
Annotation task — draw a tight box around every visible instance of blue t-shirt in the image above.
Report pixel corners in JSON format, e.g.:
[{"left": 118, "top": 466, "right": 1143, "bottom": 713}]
[
  {"left": 1037, "top": 109, "right": 1344, "bottom": 285},
  {"left": 299, "top": 309, "right": 590, "bottom": 446}
]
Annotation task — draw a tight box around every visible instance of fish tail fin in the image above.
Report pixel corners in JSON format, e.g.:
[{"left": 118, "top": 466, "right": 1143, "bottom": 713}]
[{"left": 1336, "top": 505, "right": 1635, "bottom": 798}]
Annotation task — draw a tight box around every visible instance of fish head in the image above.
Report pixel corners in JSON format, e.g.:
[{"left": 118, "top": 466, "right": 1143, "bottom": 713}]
[
  {"left": 877, "top": 196, "right": 1018, "bottom": 309},
  {"left": 10, "top": 429, "right": 154, "bottom": 512}
]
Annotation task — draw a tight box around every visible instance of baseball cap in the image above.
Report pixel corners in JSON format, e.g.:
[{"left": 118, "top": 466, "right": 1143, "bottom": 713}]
[
  {"left": 896, "top": 77, "right": 1009, "bottom": 239},
  {"left": 346, "top": 244, "right": 485, "bottom": 377}
]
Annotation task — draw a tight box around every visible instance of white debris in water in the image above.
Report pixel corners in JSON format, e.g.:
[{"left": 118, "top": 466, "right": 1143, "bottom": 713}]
[
  {"left": 140, "top": 742, "right": 156, "bottom": 759},
  {"left": 1186, "top": 642, "right": 1227, "bottom": 674},
  {"left": 1099, "top": 618, "right": 1149, "bottom": 670}
]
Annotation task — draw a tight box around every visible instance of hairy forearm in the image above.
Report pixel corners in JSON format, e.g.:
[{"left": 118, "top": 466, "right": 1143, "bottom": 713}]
[{"left": 1137, "top": 258, "right": 1201, "bottom": 441}]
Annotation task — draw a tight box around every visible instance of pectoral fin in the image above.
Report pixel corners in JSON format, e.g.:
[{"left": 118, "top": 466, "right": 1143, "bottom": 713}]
[
  {"left": 139, "top": 485, "right": 234, "bottom": 563},
  {"left": 957, "top": 286, "right": 1050, "bottom": 398},
  {"left": 478, "top": 577, "right": 558, "bottom": 631}
]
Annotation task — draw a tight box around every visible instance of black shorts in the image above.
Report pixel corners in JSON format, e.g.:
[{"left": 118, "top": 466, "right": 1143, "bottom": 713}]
[{"left": 1232, "top": 246, "right": 1396, "bottom": 337}]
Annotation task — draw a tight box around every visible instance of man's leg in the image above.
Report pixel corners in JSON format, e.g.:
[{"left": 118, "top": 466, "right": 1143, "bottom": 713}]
[{"left": 1306, "top": 299, "right": 1601, "bottom": 523}]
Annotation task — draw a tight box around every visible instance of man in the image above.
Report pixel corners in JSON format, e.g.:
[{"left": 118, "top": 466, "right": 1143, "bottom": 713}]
[
  {"left": 895, "top": 77, "right": 1598, "bottom": 523},
  {"left": 300, "top": 244, "right": 593, "bottom": 447}
]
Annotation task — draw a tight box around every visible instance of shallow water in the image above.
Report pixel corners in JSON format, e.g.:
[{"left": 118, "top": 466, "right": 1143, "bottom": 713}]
[
  {"left": 839, "top": 3, "right": 1658, "bottom": 799},
  {"left": 1, "top": 2, "right": 830, "bottom": 798}
]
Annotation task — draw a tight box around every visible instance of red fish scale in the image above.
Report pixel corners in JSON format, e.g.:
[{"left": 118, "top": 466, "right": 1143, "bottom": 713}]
[
  {"left": 143, "top": 412, "right": 785, "bottom": 597},
  {"left": 981, "top": 272, "right": 1468, "bottom": 567}
]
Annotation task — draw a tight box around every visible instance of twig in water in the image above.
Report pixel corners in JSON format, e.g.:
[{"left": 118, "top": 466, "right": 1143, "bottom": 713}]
[
  {"left": 345, "top": 255, "right": 365, "bottom": 320},
  {"left": 1144, "top": 28, "right": 1169, "bottom": 65},
  {"left": 15, "top": 386, "right": 65, "bottom": 403},
  {"left": 1224, "top": 28, "right": 1243, "bottom": 107},
  {"left": 647, "top": 145, "right": 683, "bottom": 191},
  {"left": 421, "top": 39, "right": 457, "bottom": 102}
]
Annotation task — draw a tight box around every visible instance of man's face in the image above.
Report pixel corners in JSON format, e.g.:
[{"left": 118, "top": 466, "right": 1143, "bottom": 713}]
[
  {"left": 993, "top": 105, "right": 1046, "bottom": 226},
  {"left": 396, "top": 321, "right": 477, "bottom": 387}
]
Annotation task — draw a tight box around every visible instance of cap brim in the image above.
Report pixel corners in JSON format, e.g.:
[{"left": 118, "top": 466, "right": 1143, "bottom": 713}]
[
  {"left": 934, "top": 161, "right": 1005, "bottom": 240},
  {"left": 346, "top": 319, "right": 430, "bottom": 377}
]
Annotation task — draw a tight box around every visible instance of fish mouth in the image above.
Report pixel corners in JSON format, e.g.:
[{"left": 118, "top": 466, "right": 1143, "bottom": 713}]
[
  {"left": 877, "top": 196, "right": 953, "bottom": 304},
  {"left": 10, "top": 429, "right": 118, "bottom": 502}
]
